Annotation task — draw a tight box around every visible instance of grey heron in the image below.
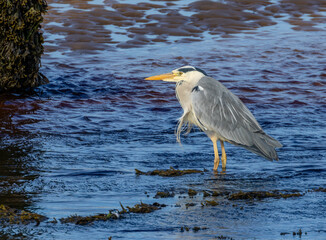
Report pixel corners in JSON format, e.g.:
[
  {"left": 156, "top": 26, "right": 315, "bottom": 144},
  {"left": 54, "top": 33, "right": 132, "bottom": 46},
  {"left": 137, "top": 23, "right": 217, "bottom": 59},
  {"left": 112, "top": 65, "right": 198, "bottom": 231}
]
[{"left": 145, "top": 66, "right": 282, "bottom": 171}]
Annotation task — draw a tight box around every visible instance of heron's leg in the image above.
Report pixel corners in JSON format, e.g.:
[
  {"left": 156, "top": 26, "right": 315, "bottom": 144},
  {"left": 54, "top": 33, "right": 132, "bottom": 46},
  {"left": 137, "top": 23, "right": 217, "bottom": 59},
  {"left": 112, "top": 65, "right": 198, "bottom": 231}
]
[
  {"left": 211, "top": 137, "right": 220, "bottom": 171},
  {"left": 220, "top": 140, "right": 227, "bottom": 171}
]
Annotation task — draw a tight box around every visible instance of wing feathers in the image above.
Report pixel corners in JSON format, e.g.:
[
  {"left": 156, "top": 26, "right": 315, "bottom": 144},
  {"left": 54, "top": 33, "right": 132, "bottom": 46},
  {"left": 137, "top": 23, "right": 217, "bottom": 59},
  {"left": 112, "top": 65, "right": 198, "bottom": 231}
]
[{"left": 191, "top": 76, "right": 282, "bottom": 161}]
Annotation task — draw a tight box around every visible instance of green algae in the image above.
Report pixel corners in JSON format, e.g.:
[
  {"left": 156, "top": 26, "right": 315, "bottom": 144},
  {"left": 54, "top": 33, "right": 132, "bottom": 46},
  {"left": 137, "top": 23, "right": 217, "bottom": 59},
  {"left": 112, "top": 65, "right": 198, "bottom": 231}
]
[
  {"left": 135, "top": 167, "right": 205, "bottom": 177},
  {"left": 0, "top": 0, "right": 48, "bottom": 91},
  {"left": 0, "top": 204, "right": 47, "bottom": 225}
]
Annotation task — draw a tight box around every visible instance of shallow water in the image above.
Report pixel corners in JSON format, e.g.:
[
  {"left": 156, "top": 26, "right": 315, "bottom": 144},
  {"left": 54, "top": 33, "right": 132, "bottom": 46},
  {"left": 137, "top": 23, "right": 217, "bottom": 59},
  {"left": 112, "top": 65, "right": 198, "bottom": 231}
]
[{"left": 1, "top": 0, "right": 326, "bottom": 239}]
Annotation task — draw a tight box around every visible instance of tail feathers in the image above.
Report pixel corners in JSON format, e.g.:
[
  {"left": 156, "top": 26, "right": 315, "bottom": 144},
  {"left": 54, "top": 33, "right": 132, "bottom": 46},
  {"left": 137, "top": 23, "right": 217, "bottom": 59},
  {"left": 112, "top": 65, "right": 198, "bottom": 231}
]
[{"left": 244, "top": 133, "right": 282, "bottom": 161}]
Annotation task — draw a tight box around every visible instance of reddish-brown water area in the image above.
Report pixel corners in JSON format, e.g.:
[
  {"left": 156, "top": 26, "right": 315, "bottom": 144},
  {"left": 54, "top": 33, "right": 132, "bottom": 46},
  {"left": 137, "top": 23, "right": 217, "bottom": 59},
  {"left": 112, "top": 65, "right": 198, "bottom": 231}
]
[{"left": 1, "top": 0, "right": 326, "bottom": 239}]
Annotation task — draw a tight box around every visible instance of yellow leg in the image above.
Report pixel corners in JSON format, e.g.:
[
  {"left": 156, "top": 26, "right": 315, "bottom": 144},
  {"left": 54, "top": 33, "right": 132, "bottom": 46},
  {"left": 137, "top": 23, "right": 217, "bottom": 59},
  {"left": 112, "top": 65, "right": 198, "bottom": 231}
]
[
  {"left": 211, "top": 137, "right": 220, "bottom": 171},
  {"left": 220, "top": 140, "right": 227, "bottom": 170}
]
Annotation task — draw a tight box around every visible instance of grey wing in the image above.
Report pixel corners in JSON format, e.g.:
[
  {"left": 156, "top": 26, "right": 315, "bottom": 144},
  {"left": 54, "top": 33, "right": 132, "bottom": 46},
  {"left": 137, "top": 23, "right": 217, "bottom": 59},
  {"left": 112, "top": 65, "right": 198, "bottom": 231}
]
[{"left": 191, "top": 77, "right": 282, "bottom": 161}]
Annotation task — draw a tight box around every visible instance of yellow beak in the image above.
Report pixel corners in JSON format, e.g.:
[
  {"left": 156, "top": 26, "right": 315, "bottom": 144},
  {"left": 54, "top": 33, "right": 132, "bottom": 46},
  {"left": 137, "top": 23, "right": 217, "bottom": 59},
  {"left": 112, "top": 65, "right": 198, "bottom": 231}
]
[{"left": 145, "top": 73, "right": 175, "bottom": 81}]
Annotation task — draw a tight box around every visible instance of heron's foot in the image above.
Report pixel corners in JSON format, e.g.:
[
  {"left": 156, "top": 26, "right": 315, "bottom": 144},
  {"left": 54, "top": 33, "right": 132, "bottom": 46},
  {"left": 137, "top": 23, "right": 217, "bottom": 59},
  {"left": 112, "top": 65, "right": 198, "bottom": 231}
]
[
  {"left": 221, "top": 156, "right": 227, "bottom": 171},
  {"left": 213, "top": 158, "right": 220, "bottom": 171}
]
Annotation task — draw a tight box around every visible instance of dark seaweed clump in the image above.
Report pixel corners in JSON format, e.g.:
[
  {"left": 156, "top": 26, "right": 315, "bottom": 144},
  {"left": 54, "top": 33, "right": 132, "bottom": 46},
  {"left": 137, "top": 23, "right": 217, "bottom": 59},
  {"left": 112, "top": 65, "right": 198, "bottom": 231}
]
[
  {"left": 60, "top": 213, "right": 118, "bottom": 226},
  {"left": 60, "top": 202, "right": 166, "bottom": 225},
  {"left": 310, "top": 187, "right": 326, "bottom": 192},
  {"left": 135, "top": 167, "right": 204, "bottom": 177},
  {"left": 203, "top": 190, "right": 222, "bottom": 197},
  {"left": 0, "top": 204, "right": 47, "bottom": 225},
  {"left": 228, "top": 190, "right": 303, "bottom": 200},
  {"left": 154, "top": 191, "right": 175, "bottom": 198},
  {"left": 180, "top": 226, "right": 208, "bottom": 232},
  {"left": 188, "top": 189, "right": 198, "bottom": 197},
  {"left": 203, "top": 200, "right": 219, "bottom": 206},
  {"left": 127, "top": 202, "right": 166, "bottom": 213},
  {"left": 0, "top": 0, "right": 48, "bottom": 91},
  {"left": 281, "top": 228, "right": 306, "bottom": 237}
]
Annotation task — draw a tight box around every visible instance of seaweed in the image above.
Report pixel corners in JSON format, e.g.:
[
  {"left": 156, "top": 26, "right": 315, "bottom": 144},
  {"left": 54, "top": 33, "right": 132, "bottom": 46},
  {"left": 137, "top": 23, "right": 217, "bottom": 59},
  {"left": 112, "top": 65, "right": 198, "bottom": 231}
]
[
  {"left": 181, "top": 226, "right": 207, "bottom": 232},
  {"left": 60, "top": 212, "right": 119, "bottom": 225},
  {"left": 0, "top": 0, "right": 48, "bottom": 91},
  {"left": 203, "top": 200, "right": 219, "bottom": 206},
  {"left": 192, "top": 226, "right": 208, "bottom": 232},
  {"left": 185, "top": 203, "right": 196, "bottom": 208},
  {"left": 0, "top": 204, "right": 47, "bottom": 225},
  {"left": 310, "top": 187, "right": 326, "bottom": 192},
  {"left": 203, "top": 190, "right": 221, "bottom": 198},
  {"left": 293, "top": 229, "right": 305, "bottom": 236},
  {"left": 203, "top": 191, "right": 211, "bottom": 197},
  {"left": 127, "top": 202, "right": 166, "bottom": 213},
  {"left": 217, "top": 236, "right": 234, "bottom": 240},
  {"left": 135, "top": 167, "right": 204, "bottom": 177},
  {"left": 212, "top": 191, "right": 221, "bottom": 197},
  {"left": 59, "top": 202, "right": 166, "bottom": 225},
  {"left": 180, "top": 226, "right": 190, "bottom": 232},
  {"left": 154, "top": 191, "right": 175, "bottom": 198},
  {"left": 228, "top": 190, "right": 303, "bottom": 200},
  {"left": 188, "top": 189, "right": 198, "bottom": 197}
]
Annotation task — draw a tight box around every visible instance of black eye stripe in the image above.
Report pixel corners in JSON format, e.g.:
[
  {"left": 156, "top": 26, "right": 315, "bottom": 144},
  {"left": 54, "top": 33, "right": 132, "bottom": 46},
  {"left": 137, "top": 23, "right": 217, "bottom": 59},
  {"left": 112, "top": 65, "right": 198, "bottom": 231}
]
[
  {"left": 178, "top": 67, "right": 207, "bottom": 76},
  {"left": 195, "top": 67, "right": 207, "bottom": 76},
  {"left": 178, "top": 68, "right": 195, "bottom": 73}
]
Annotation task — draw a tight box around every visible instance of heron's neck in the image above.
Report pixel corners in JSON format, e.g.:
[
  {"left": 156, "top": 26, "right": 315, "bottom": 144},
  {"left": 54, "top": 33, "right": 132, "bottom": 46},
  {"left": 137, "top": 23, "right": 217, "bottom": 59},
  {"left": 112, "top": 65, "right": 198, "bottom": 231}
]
[{"left": 175, "top": 79, "right": 198, "bottom": 113}]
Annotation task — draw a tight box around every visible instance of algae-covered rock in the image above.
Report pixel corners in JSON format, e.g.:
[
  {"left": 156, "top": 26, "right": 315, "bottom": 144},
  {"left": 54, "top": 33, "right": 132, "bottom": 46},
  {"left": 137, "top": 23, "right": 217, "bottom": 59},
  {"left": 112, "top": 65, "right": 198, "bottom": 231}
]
[
  {"left": 0, "top": 0, "right": 48, "bottom": 91},
  {"left": 0, "top": 204, "right": 47, "bottom": 225}
]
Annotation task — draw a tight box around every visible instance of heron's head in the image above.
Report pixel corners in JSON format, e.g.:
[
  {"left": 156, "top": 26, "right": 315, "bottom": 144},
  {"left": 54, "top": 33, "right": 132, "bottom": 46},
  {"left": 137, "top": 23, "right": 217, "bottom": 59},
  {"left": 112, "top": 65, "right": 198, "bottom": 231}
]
[{"left": 145, "top": 66, "right": 207, "bottom": 83}]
